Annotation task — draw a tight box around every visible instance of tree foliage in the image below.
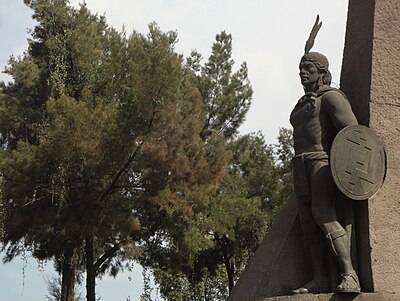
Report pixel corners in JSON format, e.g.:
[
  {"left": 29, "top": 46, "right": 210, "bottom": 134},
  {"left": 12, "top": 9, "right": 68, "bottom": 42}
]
[
  {"left": 186, "top": 31, "right": 252, "bottom": 140},
  {"left": 273, "top": 127, "right": 294, "bottom": 213},
  {"left": 0, "top": 1, "right": 233, "bottom": 300},
  {"left": 0, "top": 1, "right": 295, "bottom": 300},
  {"left": 148, "top": 132, "right": 287, "bottom": 301}
]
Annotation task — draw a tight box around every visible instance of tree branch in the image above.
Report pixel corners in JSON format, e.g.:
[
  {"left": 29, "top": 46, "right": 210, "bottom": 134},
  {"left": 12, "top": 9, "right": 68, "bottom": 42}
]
[
  {"left": 93, "top": 241, "right": 125, "bottom": 273},
  {"left": 98, "top": 108, "right": 157, "bottom": 204}
]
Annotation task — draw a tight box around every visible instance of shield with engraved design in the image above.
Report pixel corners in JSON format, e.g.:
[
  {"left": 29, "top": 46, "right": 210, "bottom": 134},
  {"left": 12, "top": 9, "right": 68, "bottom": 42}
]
[{"left": 330, "top": 125, "right": 386, "bottom": 200}]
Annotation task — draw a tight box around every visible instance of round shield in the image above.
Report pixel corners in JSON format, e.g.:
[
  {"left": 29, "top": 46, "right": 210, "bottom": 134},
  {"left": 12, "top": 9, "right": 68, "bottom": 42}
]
[{"left": 330, "top": 125, "right": 386, "bottom": 200}]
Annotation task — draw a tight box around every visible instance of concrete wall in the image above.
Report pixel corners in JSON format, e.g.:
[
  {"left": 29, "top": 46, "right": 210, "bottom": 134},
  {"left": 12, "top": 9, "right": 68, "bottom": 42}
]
[
  {"left": 341, "top": 0, "right": 400, "bottom": 293},
  {"left": 227, "top": 197, "right": 312, "bottom": 301},
  {"left": 368, "top": 0, "right": 400, "bottom": 293}
]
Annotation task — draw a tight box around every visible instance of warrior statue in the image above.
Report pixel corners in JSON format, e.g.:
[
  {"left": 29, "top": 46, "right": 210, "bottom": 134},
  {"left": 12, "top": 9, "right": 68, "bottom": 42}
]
[{"left": 290, "top": 16, "right": 361, "bottom": 294}]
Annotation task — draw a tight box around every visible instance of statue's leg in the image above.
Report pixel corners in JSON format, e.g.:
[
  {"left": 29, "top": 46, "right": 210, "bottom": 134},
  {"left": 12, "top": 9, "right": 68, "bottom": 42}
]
[
  {"left": 292, "top": 200, "right": 329, "bottom": 294},
  {"left": 309, "top": 160, "right": 360, "bottom": 293},
  {"left": 292, "top": 156, "right": 329, "bottom": 294}
]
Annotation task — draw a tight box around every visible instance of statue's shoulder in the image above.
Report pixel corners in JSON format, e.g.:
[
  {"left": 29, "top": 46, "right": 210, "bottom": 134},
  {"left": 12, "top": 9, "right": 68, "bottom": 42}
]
[
  {"left": 319, "top": 86, "right": 345, "bottom": 97},
  {"left": 320, "top": 87, "right": 349, "bottom": 105}
]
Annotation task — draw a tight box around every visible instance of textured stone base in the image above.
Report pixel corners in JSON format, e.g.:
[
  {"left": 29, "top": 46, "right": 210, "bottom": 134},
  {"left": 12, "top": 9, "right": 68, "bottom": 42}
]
[{"left": 258, "top": 293, "right": 400, "bottom": 301}]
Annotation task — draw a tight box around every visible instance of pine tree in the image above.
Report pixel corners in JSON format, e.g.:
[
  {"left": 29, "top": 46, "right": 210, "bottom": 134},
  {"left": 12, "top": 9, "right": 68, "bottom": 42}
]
[
  {"left": 186, "top": 31, "right": 253, "bottom": 141},
  {"left": 0, "top": 1, "right": 229, "bottom": 300},
  {"left": 273, "top": 127, "right": 294, "bottom": 213},
  {"left": 148, "top": 132, "right": 282, "bottom": 300}
]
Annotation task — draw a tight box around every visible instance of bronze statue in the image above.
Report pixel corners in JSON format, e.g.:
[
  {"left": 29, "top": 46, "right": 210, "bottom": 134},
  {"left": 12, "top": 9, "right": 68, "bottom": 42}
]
[{"left": 290, "top": 16, "right": 360, "bottom": 294}]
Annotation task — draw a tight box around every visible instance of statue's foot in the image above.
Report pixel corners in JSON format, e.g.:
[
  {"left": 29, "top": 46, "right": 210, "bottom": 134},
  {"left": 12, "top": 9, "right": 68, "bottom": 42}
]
[
  {"left": 292, "top": 278, "right": 328, "bottom": 294},
  {"left": 336, "top": 271, "right": 361, "bottom": 293}
]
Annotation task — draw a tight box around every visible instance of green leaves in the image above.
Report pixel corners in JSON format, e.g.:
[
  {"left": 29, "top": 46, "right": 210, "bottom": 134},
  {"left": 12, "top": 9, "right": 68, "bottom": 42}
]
[
  {"left": 0, "top": 2, "right": 288, "bottom": 300},
  {"left": 0, "top": 2, "right": 242, "bottom": 300},
  {"left": 173, "top": 34, "right": 257, "bottom": 246},
  {"left": 44, "top": 96, "right": 118, "bottom": 171},
  {"left": 197, "top": 31, "right": 253, "bottom": 140},
  {"left": 150, "top": 132, "right": 288, "bottom": 299}
]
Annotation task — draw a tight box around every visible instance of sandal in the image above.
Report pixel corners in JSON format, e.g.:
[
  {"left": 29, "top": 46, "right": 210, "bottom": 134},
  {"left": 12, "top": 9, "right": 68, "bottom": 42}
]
[{"left": 336, "top": 272, "right": 361, "bottom": 293}]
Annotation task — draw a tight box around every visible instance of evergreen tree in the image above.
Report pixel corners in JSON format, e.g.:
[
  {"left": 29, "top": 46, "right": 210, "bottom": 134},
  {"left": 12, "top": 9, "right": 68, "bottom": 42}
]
[
  {"left": 131, "top": 31, "right": 255, "bottom": 300},
  {"left": 0, "top": 1, "right": 229, "bottom": 300},
  {"left": 273, "top": 127, "right": 294, "bottom": 213},
  {"left": 186, "top": 31, "right": 253, "bottom": 141},
  {"left": 148, "top": 132, "right": 281, "bottom": 300}
]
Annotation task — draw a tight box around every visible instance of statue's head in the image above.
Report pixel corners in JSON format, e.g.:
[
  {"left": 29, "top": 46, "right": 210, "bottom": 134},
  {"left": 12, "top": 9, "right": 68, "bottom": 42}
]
[
  {"left": 300, "top": 16, "right": 332, "bottom": 90},
  {"left": 300, "top": 52, "right": 332, "bottom": 87}
]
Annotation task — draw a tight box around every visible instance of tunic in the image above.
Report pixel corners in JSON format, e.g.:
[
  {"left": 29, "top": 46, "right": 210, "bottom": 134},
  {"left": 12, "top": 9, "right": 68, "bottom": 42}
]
[{"left": 290, "top": 86, "right": 358, "bottom": 199}]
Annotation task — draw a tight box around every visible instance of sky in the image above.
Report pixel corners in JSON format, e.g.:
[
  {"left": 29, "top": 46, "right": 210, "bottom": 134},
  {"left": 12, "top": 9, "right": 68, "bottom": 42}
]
[{"left": 0, "top": 0, "right": 349, "bottom": 300}]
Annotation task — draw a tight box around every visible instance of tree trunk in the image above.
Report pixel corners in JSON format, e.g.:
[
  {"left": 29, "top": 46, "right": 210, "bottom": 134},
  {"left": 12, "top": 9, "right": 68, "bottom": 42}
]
[
  {"left": 85, "top": 235, "right": 96, "bottom": 301},
  {"left": 214, "top": 233, "right": 235, "bottom": 292},
  {"left": 61, "top": 247, "right": 78, "bottom": 301},
  {"left": 224, "top": 257, "right": 235, "bottom": 292}
]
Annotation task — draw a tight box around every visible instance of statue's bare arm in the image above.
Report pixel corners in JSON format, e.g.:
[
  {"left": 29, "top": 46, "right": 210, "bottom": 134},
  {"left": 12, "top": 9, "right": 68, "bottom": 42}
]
[{"left": 322, "top": 90, "right": 358, "bottom": 131}]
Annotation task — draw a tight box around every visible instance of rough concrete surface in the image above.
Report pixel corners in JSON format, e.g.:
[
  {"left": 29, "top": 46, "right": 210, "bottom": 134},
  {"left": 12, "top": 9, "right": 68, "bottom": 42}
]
[
  {"left": 259, "top": 293, "right": 400, "bottom": 301},
  {"left": 367, "top": 0, "right": 400, "bottom": 293},
  {"left": 341, "top": 0, "right": 400, "bottom": 293},
  {"left": 227, "top": 196, "right": 312, "bottom": 301}
]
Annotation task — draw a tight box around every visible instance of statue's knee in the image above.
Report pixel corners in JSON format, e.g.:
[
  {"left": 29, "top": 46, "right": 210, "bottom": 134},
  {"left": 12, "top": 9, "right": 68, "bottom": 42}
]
[
  {"left": 311, "top": 207, "right": 335, "bottom": 226},
  {"left": 311, "top": 207, "right": 326, "bottom": 224}
]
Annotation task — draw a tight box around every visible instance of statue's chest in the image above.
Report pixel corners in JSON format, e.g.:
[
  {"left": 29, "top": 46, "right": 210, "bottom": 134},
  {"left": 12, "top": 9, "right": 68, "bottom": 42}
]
[{"left": 290, "top": 97, "right": 323, "bottom": 128}]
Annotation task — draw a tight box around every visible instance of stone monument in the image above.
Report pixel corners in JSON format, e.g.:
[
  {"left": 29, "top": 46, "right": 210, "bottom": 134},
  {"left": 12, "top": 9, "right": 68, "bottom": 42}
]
[
  {"left": 290, "top": 15, "right": 372, "bottom": 295},
  {"left": 227, "top": 0, "right": 400, "bottom": 300}
]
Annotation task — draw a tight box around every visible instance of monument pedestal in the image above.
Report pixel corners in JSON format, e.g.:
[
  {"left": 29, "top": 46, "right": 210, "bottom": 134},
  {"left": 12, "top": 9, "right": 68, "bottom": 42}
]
[{"left": 258, "top": 293, "right": 400, "bottom": 301}]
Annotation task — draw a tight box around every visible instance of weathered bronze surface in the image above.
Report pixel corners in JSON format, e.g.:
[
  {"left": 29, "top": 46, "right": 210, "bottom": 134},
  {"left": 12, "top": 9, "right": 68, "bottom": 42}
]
[
  {"left": 227, "top": 2, "right": 400, "bottom": 300},
  {"left": 290, "top": 16, "right": 361, "bottom": 295},
  {"left": 331, "top": 125, "right": 386, "bottom": 200}
]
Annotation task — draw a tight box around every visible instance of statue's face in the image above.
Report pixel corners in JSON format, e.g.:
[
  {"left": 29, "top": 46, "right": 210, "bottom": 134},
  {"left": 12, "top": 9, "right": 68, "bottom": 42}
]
[{"left": 299, "top": 60, "right": 319, "bottom": 87}]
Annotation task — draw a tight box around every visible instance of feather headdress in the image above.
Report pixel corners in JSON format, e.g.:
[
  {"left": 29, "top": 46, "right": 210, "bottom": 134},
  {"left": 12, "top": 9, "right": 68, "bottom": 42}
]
[
  {"left": 304, "top": 15, "right": 322, "bottom": 54},
  {"left": 301, "top": 15, "right": 332, "bottom": 86}
]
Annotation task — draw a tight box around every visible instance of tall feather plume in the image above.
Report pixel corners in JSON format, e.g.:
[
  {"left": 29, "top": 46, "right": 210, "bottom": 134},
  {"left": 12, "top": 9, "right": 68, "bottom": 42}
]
[{"left": 304, "top": 15, "right": 322, "bottom": 54}]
